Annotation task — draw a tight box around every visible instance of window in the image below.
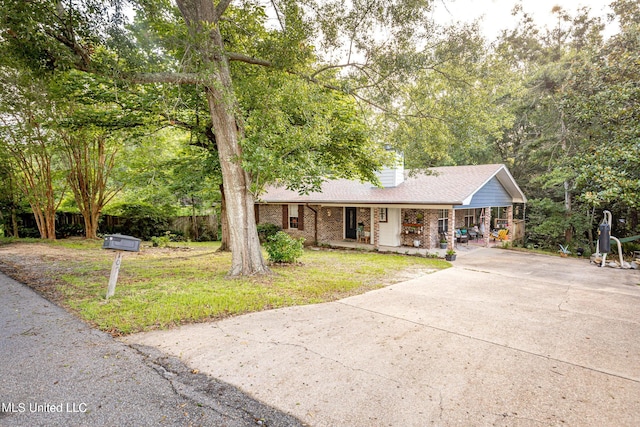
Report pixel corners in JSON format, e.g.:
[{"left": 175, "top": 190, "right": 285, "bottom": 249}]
[
  {"left": 379, "top": 208, "right": 388, "bottom": 223},
  {"left": 492, "top": 206, "right": 508, "bottom": 229},
  {"left": 438, "top": 209, "right": 449, "bottom": 233},
  {"left": 289, "top": 204, "right": 299, "bottom": 229},
  {"left": 464, "top": 210, "right": 475, "bottom": 228}
]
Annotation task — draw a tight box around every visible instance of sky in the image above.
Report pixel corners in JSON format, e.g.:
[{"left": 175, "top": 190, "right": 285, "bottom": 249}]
[{"left": 431, "top": 0, "right": 616, "bottom": 40}]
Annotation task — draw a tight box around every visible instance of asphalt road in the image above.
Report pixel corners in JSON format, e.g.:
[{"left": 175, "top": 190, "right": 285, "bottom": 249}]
[
  {"left": 127, "top": 248, "right": 640, "bottom": 426},
  {"left": 0, "top": 272, "right": 303, "bottom": 427}
]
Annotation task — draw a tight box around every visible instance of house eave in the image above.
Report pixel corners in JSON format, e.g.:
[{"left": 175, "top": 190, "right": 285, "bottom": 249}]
[{"left": 259, "top": 201, "right": 461, "bottom": 209}]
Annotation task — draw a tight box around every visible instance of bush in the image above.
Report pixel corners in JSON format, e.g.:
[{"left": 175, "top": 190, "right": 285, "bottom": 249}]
[
  {"left": 151, "top": 231, "right": 173, "bottom": 247},
  {"left": 263, "top": 231, "right": 304, "bottom": 263},
  {"left": 56, "top": 223, "right": 85, "bottom": 239},
  {"left": 19, "top": 227, "right": 41, "bottom": 238},
  {"left": 257, "top": 223, "right": 281, "bottom": 243},
  {"left": 110, "top": 203, "right": 173, "bottom": 241}
]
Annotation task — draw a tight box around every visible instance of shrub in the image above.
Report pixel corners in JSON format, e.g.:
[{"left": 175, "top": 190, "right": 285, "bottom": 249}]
[
  {"left": 56, "top": 223, "right": 85, "bottom": 239},
  {"left": 110, "top": 203, "right": 173, "bottom": 240},
  {"left": 263, "top": 231, "right": 304, "bottom": 263},
  {"left": 257, "top": 223, "right": 281, "bottom": 243},
  {"left": 19, "top": 227, "right": 41, "bottom": 238},
  {"left": 151, "top": 232, "right": 173, "bottom": 247}
]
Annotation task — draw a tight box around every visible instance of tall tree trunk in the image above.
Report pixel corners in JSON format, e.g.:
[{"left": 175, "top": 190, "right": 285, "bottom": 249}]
[
  {"left": 8, "top": 174, "right": 19, "bottom": 238},
  {"left": 217, "top": 183, "right": 230, "bottom": 252},
  {"left": 560, "top": 112, "right": 572, "bottom": 243},
  {"left": 82, "top": 208, "right": 100, "bottom": 239},
  {"left": 205, "top": 86, "right": 268, "bottom": 275},
  {"left": 62, "top": 132, "right": 119, "bottom": 240},
  {"left": 191, "top": 198, "right": 199, "bottom": 241},
  {"left": 564, "top": 180, "right": 573, "bottom": 243},
  {"left": 10, "top": 205, "right": 19, "bottom": 238},
  {"left": 177, "top": 0, "right": 269, "bottom": 275}
]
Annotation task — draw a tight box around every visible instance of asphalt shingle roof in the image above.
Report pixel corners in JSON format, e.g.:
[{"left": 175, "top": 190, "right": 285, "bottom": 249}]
[{"left": 260, "top": 164, "right": 526, "bottom": 206}]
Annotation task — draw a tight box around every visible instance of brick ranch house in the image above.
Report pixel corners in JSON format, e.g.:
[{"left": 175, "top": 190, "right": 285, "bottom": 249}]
[{"left": 256, "top": 163, "right": 527, "bottom": 251}]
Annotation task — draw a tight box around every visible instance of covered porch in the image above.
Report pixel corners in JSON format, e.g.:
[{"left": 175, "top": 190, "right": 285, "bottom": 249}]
[{"left": 323, "top": 239, "right": 483, "bottom": 257}]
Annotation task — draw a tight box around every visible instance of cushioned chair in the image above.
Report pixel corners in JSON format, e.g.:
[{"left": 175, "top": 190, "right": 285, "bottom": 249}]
[
  {"left": 456, "top": 229, "right": 469, "bottom": 244},
  {"left": 491, "top": 229, "right": 509, "bottom": 241}
]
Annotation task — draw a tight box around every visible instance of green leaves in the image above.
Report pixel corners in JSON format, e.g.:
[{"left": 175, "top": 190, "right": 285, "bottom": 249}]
[
  {"left": 563, "top": 1, "right": 640, "bottom": 209},
  {"left": 238, "top": 70, "right": 386, "bottom": 194},
  {"left": 264, "top": 231, "right": 304, "bottom": 263}
]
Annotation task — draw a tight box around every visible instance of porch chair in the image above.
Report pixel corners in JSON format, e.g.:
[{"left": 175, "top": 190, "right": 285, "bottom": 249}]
[
  {"left": 361, "top": 226, "right": 371, "bottom": 243},
  {"left": 456, "top": 228, "right": 469, "bottom": 245},
  {"left": 491, "top": 228, "right": 509, "bottom": 241}
]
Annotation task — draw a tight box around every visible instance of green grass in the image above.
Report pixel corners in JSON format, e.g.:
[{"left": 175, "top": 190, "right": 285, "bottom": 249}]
[{"left": 1, "top": 239, "right": 449, "bottom": 335}]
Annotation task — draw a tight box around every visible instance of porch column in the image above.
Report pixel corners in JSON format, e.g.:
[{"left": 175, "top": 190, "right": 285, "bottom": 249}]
[
  {"left": 506, "top": 205, "right": 514, "bottom": 242},
  {"left": 448, "top": 208, "right": 455, "bottom": 250},
  {"left": 373, "top": 208, "right": 380, "bottom": 249},
  {"left": 483, "top": 207, "right": 491, "bottom": 247}
]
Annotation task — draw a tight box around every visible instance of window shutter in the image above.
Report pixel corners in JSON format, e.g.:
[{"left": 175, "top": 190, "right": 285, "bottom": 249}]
[
  {"left": 254, "top": 204, "right": 260, "bottom": 224},
  {"left": 282, "top": 205, "right": 288, "bottom": 229},
  {"left": 298, "top": 205, "right": 304, "bottom": 231}
]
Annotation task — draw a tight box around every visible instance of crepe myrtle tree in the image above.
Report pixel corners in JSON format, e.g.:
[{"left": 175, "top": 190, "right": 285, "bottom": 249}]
[{"left": 1, "top": 0, "right": 438, "bottom": 275}]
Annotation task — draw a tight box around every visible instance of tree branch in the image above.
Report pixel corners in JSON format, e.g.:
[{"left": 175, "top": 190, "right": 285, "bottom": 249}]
[
  {"left": 123, "top": 57, "right": 438, "bottom": 121},
  {"left": 123, "top": 53, "right": 272, "bottom": 85},
  {"left": 269, "top": 0, "right": 285, "bottom": 31},
  {"left": 227, "top": 52, "right": 272, "bottom": 66},
  {"left": 124, "top": 72, "right": 206, "bottom": 85},
  {"left": 215, "top": 0, "right": 234, "bottom": 22}
]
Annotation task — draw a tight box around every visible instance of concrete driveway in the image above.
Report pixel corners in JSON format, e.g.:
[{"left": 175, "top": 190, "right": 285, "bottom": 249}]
[{"left": 126, "top": 248, "right": 640, "bottom": 426}]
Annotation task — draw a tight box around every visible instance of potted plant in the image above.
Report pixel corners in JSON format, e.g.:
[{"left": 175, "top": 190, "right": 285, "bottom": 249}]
[
  {"left": 440, "top": 238, "right": 447, "bottom": 249},
  {"left": 445, "top": 249, "right": 457, "bottom": 261},
  {"left": 416, "top": 212, "right": 424, "bottom": 224}
]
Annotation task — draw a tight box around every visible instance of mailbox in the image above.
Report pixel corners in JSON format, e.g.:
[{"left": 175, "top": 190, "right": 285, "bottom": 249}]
[
  {"left": 102, "top": 234, "right": 141, "bottom": 252},
  {"left": 598, "top": 223, "right": 610, "bottom": 253}
]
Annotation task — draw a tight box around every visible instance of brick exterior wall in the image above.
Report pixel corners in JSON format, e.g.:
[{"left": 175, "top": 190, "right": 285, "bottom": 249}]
[
  {"left": 257, "top": 204, "right": 282, "bottom": 228},
  {"left": 395, "top": 208, "right": 446, "bottom": 249},
  {"left": 483, "top": 207, "right": 491, "bottom": 247},
  {"left": 259, "top": 205, "right": 375, "bottom": 245},
  {"left": 426, "top": 209, "right": 440, "bottom": 249},
  {"left": 258, "top": 204, "right": 499, "bottom": 250},
  {"left": 256, "top": 204, "right": 317, "bottom": 245},
  {"left": 506, "top": 205, "right": 513, "bottom": 241},
  {"left": 317, "top": 206, "right": 344, "bottom": 242},
  {"left": 399, "top": 208, "right": 426, "bottom": 248}
]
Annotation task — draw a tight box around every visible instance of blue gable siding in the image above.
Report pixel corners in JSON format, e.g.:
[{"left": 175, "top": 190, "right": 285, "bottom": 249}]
[{"left": 458, "top": 176, "right": 513, "bottom": 209}]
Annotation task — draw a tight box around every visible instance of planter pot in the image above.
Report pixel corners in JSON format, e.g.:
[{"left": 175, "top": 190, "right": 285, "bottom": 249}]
[
  {"left": 440, "top": 243, "right": 447, "bottom": 249},
  {"left": 413, "top": 240, "right": 420, "bottom": 247},
  {"left": 445, "top": 254, "right": 457, "bottom": 261}
]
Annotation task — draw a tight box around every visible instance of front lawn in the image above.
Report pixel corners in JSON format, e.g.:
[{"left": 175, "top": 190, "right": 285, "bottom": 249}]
[{"left": 0, "top": 239, "right": 449, "bottom": 335}]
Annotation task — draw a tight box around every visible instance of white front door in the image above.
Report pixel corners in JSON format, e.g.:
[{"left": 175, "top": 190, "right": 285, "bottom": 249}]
[{"left": 378, "top": 208, "right": 401, "bottom": 246}]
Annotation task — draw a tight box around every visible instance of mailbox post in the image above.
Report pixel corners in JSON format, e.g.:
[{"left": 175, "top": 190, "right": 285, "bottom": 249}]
[{"left": 102, "top": 234, "right": 141, "bottom": 299}]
